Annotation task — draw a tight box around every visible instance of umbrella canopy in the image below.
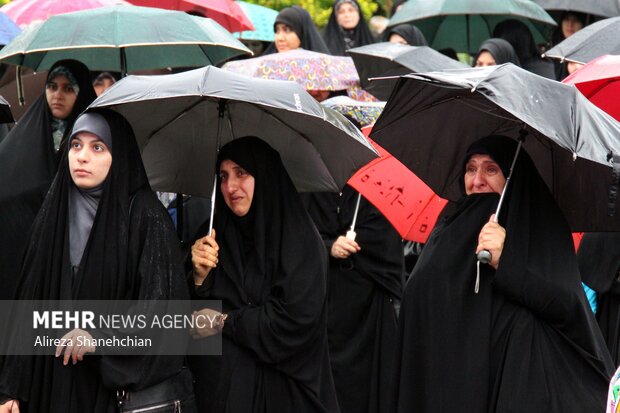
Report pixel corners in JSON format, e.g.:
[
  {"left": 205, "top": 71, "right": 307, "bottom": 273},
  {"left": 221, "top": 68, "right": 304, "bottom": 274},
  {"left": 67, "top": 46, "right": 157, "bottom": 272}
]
[
  {"left": 371, "top": 64, "right": 620, "bottom": 232},
  {"left": 0, "top": 6, "right": 250, "bottom": 74},
  {"left": 562, "top": 54, "right": 620, "bottom": 121},
  {"left": 321, "top": 96, "right": 385, "bottom": 127},
  {"left": 0, "top": 12, "right": 20, "bottom": 46},
  {"left": 347, "top": 136, "right": 448, "bottom": 243},
  {"left": 0, "top": 65, "right": 46, "bottom": 119},
  {"left": 223, "top": 48, "right": 360, "bottom": 92},
  {"left": 532, "top": 0, "right": 620, "bottom": 19},
  {"left": 0, "top": 0, "right": 129, "bottom": 27},
  {"left": 387, "top": 0, "right": 556, "bottom": 53},
  {"left": 234, "top": 1, "right": 277, "bottom": 42},
  {"left": 87, "top": 65, "right": 378, "bottom": 197},
  {"left": 347, "top": 42, "right": 468, "bottom": 100},
  {"left": 543, "top": 16, "right": 620, "bottom": 63},
  {"left": 126, "top": 0, "right": 254, "bottom": 33}
]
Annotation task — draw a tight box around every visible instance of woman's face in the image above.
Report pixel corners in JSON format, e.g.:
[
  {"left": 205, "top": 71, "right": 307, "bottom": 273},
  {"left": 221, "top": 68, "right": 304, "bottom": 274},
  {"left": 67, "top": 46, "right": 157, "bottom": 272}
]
[
  {"left": 336, "top": 2, "right": 360, "bottom": 30},
  {"left": 561, "top": 15, "right": 583, "bottom": 38},
  {"left": 275, "top": 23, "right": 301, "bottom": 52},
  {"left": 567, "top": 61, "right": 583, "bottom": 75},
  {"left": 464, "top": 154, "right": 506, "bottom": 195},
  {"left": 69, "top": 132, "right": 112, "bottom": 189},
  {"left": 475, "top": 51, "right": 496, "bottom": 67},
  {"left": 220, "top": 159, "right": 255, "bottom": 217},
  {"left": 46, "top": 74, "right": 78, "bottom": 120},
  {"left": 388, "top": 33, "right": 408, "bottom": 45}
]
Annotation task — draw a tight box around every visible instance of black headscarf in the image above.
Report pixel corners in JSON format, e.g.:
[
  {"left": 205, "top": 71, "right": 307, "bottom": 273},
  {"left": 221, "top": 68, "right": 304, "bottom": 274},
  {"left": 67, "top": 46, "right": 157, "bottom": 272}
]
[
  {"left": 0, "top": 109, "right": 188, "bottom": 412},
  {"left": 264, "top": 6, "right": 331, "bottom": 55},
  {"left": 190, "top": 137, "right": 339, "bottom": 412},
  {"left": 390, "top": 135, "right": 613, "bottom": 412},
  {"left": 322, "top": 0, "right": 376, "bottom": 56},
  {"left": 383, "top": 23, "right": 428, "bottom": 46},
  {"left": 493, "top": 19, "right": 555, "bottom": 79},
  {"left": 475, "top": 38, "right": 521, "bottom": 66},
  {"left": 0, "top": 59, "right": 97, "bottom": 300},
  {"left": 551, "top": 11, "right": 587, "bottom": 46}
]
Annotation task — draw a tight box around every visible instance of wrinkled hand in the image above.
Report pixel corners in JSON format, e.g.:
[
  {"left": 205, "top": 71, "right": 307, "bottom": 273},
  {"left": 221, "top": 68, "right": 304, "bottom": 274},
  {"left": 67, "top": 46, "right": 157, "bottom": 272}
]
[
  {"left": 331, "top": 235, "right": 360, "bottom": 259},
  {"left": 476, "top": 214, "right": 505, "bottom": 270},
  {"left": 0, "top": 400, "right": 20, "bottom": 413},
  {"left": 190, "top": 308, "right": 222, "bottom": 339},
  {"left": 55, "top": 328, "right": 96, "bottom": 366},
  {"left": 192, "top": 229, "right": 218, "bottom": 285}
]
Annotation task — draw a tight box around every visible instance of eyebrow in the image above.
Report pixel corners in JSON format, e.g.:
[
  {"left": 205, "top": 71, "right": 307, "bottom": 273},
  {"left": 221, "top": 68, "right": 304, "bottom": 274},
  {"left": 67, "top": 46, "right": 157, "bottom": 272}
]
[{"left": 71, "top": 136, "right": 105, "bottom": 144}]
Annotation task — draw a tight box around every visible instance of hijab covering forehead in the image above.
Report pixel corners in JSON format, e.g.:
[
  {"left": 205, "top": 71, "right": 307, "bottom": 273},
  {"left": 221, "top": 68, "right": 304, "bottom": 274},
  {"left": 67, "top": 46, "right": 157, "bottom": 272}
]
[
  {"left": 70, "top": 111, "right": 113, "bottom": 150},
  {"left": 384, "top": 24, "right": 428, "bottom": 46},
  {"left": 47, "top": 65, "right": 80, "bottom": 96},
  {"left": 477, "top": 38, "right": 521, "bottom": 66},
  {"left": 463, "top": 135, "right": 517, "bottom": 179},
  {"left": 267, "top": 6, "right": 330, "bottom": 54},
  {"left": 322, "top": 0, "right": 375, "bottom": 56}
]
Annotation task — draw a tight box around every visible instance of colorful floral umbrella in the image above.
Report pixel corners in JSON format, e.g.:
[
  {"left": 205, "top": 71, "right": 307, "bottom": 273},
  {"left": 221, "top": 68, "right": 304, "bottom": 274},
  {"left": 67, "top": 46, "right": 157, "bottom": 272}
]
[
  {"left": 0, "top": 0, "right": 129, "bottom": 28},
  {"left": 234, "top": 1, "right": 277, "bottom": 42},
  {"left": 321, "top": 96, "right": 385, "bottom": 127},
  {"left": 562, "top": 55, "right": 620, "bottom": 122},
  {"left": 223, "top": 48, "right": 377, "bottom": 101},
  {"left": 127, "top": 0, "right": 253, "bottom": 33}
]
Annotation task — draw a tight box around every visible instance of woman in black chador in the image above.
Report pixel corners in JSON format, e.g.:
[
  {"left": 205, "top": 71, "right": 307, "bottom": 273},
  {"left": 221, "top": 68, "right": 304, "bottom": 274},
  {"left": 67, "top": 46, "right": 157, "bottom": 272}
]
[
  {"left": 390, "top": 136, "right": 614, "bottom": 412},
  {"left": 0, "top": 59, "right": 97, "bottom": 300},
  {"left": 303, "top": 186, "right": 404, "bottom": 413},
  {"left": 0, "top": 110, "right": 194, "bottom": 413},
  {"left": 578, "top": 232, "right": 620, "bottom": 365},
  {"left": 264, "top": 5, "right": 331, "bottom": 54},
  {"left": 189, "top": 137, "right": 340, "bottom": 413},
  {"left": 322, "top": 0, "right": 375, "bottom": 56}
]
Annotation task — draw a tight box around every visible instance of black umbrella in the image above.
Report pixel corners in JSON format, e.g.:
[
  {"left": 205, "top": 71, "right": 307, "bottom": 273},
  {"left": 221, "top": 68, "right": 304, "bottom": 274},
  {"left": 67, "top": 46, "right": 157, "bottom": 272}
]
[
  {"left": 88, "top": 65, "right": 378, "bottom": 230},
  {"left": 543, "top": 16, "right": 620, "bottom": 63},
  {"left": 371, "top": 63, "right": 620, "bottom": 232},
  {"left": 0, "top": 94, "right": 13, "bottom": 124},
  {"left": 347, "top": 42, "right": 468, "bottom": 101},
  {"left": 532, "top": 0, "right": 620, "bottom": 19}
]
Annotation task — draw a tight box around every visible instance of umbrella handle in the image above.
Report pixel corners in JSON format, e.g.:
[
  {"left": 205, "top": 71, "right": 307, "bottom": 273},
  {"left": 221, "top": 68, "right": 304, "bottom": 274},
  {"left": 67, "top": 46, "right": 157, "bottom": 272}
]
[{"left": 477, "top": 250, "right": 492, "bottom": 264}]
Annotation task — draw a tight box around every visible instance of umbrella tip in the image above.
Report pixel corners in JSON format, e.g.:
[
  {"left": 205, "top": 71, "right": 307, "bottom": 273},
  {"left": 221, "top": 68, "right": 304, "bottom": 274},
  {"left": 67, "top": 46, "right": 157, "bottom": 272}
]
[{"left": 573, "top": 152, "right": 577, "bottom": 161}]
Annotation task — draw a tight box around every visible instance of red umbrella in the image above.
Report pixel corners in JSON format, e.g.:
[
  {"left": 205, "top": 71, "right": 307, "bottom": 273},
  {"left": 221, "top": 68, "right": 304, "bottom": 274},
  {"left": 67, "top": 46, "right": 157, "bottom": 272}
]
[
  {"left": 347, "top": 129, "right": 448, "bottom": 243},
  {"left": 562, "top": 54, "right": 620, "bottom": 122},
  {"left": 1, "top": 0, "right": 129, "bottom": 27},
  {"left": 127, "top": 0, "right": 253, "bottom": 32}
]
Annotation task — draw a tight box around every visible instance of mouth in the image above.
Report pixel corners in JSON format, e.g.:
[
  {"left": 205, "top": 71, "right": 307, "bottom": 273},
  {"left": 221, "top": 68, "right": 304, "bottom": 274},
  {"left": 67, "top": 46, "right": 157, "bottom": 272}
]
[{"left": 74, "top": 169, "right": 90, "bottom": 176}]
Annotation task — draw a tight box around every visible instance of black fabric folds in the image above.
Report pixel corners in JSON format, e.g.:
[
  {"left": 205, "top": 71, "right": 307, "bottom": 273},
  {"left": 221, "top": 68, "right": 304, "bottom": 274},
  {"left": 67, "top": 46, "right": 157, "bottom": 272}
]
[
  {"left": 264, "top": 6, "right": 331, "bottom": 54},
  {"left": 190, "top": 137, "right": 339, "bottom": 413},
  {"left": 390, "top": 136, "right": 613, "bottom": 412},
  {"left": 0, "top": 109, "right": 189, "bottom": 413},
  {"left": 578, "top": 232, "right": 620, "bottom": 364},
  {"left": 383, "top": 24, "right": 428, "bottom": 46},
  {"left": 0, "top": 59, "right": 96, "bottom": 300},
  {"left": 322, "top": 0, "right": 375, "bottom": 56},
  {"left": 303, "top": 186, "right": 404, "bottom": 413},
  {"left": 475, "top": 38, "right": 521, "bottom": 66}
]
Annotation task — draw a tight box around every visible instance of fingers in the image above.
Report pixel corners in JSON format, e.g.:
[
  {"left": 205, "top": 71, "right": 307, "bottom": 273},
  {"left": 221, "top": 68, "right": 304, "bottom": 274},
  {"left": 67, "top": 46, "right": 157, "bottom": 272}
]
[{"left": 55, "top": 330, "right": 95, "bottom": 365}]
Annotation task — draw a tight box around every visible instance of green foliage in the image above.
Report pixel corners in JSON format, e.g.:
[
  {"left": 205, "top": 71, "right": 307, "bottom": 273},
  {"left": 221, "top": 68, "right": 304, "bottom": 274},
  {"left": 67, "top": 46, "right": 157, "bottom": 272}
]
[{"left": 243, "top": 0, "right": 383, "bottom": 28}]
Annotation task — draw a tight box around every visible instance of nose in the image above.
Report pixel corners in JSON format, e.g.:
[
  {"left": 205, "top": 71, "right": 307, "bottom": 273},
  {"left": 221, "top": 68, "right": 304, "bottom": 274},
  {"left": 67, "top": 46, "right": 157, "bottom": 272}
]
[
  {"left": 76, "top": 147, "right": 89, "bottom": 163},
  {"left": 224, "top": 176, "right": 239, "bottom": 193},
  {"left": 472, "top": 170, "right": 486, "bottom": 188}
]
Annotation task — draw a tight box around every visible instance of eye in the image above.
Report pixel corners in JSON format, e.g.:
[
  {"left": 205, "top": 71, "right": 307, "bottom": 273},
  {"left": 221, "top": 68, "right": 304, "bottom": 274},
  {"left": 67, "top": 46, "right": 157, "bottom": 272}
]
[
  {"left": 63, "top": 85, "right": 75, "bottom": 94},
  {"left": 70, "top": 141, "right": 81, "bottom": 149},
  {"left": 219, "top": 172, "right": 228, "bottom": 181},
  {"left": 46, "top": 83, "right": 58, "bottom": 91},
  {"left": 93, "top": 144, "right": 104, "bottom": 152},
  {"left": 485, "top": 166, "right": 499, "bottom": 176},
  {"left": 465, "top": 165, "right": 477, "bottom": 175},
  {"left": 236, "top": 168, "right": 248, "bottom": 178}
]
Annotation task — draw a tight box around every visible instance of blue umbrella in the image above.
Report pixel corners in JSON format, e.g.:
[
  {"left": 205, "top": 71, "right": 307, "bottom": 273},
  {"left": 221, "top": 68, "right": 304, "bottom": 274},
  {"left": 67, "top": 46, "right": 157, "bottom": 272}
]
[
  {"left": 234, "top": 1, "right": 277, "bottom": 42},
  {"left": 0, "top": 12, "right": 20, "bottom": 46}
]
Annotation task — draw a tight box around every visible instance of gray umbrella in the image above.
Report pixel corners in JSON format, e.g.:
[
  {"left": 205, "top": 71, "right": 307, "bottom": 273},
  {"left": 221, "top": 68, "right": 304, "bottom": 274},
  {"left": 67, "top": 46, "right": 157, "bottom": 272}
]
[
  {"left": 532, "top": 0, "right": 620, "bottom": 19},
  {"left": 371, "top": 63, "right": 620, "bottom": 231},
  {"left": 543, "top": 16, "right": 620, "bottom": 63},
  {"left": 347, "top": 42, "right": 468, "bottom": 101},
  {"left": 87, "top": 65, "right": 378, "bottom": 199}
]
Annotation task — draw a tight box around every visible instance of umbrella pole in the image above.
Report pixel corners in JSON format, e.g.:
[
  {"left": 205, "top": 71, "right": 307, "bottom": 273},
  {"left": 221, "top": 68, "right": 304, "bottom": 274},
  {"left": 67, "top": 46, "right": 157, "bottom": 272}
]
[
  {"left": 207, "top": 100, "right": 227, "bottom": 236},
  {"left": 346, "top": 192, "right": 362, "bottom": 241},
  {"left": 121, "top": 48, "right": 127, "bottom": 77},
  {"left": 475, "top": 133, "right": 525, "bottom": 293}
]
